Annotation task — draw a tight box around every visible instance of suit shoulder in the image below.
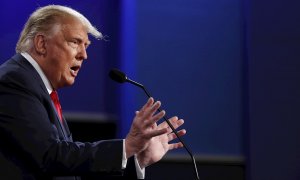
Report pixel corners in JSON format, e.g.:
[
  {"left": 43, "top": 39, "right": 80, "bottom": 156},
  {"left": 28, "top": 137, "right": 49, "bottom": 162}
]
[{"left": 0, "top": 56, "right": 44, "bottom": 95}]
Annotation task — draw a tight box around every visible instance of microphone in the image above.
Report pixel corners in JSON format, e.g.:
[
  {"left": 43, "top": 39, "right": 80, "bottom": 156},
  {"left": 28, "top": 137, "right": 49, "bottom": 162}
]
[{"left": 109, "top": 68, "right": 200, "bottom": 180}]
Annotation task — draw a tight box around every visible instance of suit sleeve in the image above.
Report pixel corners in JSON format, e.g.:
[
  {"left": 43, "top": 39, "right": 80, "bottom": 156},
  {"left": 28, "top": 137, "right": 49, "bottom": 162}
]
[{"left": 0, "top": 83, "right": 135, "bottom": 177}]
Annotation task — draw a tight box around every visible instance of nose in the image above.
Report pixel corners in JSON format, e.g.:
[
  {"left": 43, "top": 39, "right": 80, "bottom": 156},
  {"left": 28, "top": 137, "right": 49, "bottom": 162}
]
[{"left": 76, "top": 44, "right": 88, "bottom": 60}]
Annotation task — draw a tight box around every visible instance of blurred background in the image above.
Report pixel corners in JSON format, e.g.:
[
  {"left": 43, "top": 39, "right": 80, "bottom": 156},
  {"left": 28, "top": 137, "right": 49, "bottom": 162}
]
[{"left": 0, "top": 0, "right": 300, "bottom": 179}]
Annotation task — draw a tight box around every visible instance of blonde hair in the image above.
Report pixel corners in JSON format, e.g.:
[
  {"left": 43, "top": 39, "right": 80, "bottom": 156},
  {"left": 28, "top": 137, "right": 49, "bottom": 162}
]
[{"left": 16, "top": 5, "right": 102, "bottom": 53}]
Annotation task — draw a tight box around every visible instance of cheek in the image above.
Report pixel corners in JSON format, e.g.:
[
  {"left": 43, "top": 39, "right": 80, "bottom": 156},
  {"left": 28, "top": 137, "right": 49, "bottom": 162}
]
[
  {"left": 62, "top": 49, "right": 78, "bottom": 65},
  {"left": 57, "top": 50, "right": 75, "bottom": 68},
  {"left": 48, "top": 44, "right": 77, "bottom": 72}
]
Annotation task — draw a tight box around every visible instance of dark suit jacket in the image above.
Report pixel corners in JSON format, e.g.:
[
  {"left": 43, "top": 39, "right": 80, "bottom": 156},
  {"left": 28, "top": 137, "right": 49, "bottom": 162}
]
[{"left": 0, "top": 54, "right": 137, "bottom": 180}]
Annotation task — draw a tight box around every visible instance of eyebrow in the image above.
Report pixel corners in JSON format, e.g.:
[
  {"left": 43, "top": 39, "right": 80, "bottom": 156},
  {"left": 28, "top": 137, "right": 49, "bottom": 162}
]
[{"left": 74, "top": 38, "right": 91, "bottom": 47}]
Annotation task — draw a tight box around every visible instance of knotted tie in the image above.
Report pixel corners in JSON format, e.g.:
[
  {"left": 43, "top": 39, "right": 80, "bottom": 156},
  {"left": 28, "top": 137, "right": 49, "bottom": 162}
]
[{"left": 50, "top": 90, "right": 63, "bottom": 122}]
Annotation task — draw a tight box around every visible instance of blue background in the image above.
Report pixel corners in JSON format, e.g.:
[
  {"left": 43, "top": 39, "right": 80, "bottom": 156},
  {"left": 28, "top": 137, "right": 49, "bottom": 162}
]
[{"left": 1, "top": 0, "right": 300, "bottom": 179}]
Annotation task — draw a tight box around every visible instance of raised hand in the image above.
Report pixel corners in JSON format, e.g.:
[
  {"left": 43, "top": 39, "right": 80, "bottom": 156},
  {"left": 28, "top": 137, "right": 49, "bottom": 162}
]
[
  {"left": 136, "top": 116, "right": 186, "bottom": 168},
  {"left": 125, "top": 97, "right": 168, "bottom": 158}
]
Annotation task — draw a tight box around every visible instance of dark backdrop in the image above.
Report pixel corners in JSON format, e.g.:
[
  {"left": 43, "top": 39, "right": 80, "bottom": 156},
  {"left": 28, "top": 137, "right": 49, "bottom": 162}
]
[{"left": 1, "top": 0, "right": 300, "bottom": 179}]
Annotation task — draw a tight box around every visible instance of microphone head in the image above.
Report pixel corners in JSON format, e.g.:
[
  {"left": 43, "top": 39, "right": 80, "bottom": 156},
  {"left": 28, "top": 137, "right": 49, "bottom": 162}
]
[{"left": 109, "top": 68, "right": 127, "bottom": 83}]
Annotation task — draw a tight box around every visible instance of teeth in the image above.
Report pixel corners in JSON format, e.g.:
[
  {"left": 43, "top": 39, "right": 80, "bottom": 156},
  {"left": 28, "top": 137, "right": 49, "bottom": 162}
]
[{"left": 70, "top": 67, "right": 79, "bottom": 77}]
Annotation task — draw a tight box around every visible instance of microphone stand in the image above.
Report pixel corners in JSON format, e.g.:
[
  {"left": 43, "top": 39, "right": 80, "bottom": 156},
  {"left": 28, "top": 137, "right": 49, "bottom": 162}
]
[{"left": 125, "top": 77, "right": 200, "bottom": 180}]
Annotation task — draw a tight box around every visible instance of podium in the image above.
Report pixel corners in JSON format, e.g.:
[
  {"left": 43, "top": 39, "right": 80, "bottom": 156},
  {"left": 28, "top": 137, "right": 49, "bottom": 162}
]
[{"left": 64, "top": 112, "right": 117, "bottom": 142}]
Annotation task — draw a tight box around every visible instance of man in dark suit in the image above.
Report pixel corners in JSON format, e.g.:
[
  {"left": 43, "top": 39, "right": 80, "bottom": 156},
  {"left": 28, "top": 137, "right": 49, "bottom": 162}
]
[{"left": 0, "top": 5, "right": 186, "bottom": 180}]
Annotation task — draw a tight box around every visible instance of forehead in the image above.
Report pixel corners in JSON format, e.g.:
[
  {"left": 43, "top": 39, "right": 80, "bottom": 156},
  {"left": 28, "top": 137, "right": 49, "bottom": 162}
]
[{"left": 59, "top": 17, "right": 90, "bottom": 42}]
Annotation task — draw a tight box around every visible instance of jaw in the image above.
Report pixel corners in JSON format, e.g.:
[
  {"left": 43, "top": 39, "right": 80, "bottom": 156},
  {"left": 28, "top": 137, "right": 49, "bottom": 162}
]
[{"left": 50, "top": 72, "right": 76, "bottom": 89}]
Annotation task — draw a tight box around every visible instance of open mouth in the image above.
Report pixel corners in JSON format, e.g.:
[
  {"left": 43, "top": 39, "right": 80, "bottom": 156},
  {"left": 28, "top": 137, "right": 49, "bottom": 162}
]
[{"left": 70, "top": 65, "right": 80, "bottom": 77}]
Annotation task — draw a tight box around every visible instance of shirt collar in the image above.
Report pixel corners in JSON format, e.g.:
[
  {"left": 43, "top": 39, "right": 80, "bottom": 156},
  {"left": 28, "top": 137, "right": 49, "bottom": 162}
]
[{"left": 20, "top": 52, "right": 53, "bottom": 94}]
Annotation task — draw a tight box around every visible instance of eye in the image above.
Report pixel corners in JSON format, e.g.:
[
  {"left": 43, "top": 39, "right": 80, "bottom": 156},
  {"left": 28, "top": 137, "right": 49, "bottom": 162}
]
[
  {"left": 68, "top": 40, "right": 79, "bottom": 48},
  {"left": 71, "top": 40, "right": 78, "bottom": 45}
]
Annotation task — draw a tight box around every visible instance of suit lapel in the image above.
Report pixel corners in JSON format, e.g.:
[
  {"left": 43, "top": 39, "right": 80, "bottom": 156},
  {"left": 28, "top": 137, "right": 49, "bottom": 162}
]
[{"left": 12, "top": 54, "right": 73, "bottom": 142}]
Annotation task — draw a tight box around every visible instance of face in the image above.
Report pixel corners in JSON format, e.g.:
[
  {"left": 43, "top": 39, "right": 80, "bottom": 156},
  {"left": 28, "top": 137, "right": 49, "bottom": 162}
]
[{"left": 39, "top": 17, "right": 91, "bottom": 89}]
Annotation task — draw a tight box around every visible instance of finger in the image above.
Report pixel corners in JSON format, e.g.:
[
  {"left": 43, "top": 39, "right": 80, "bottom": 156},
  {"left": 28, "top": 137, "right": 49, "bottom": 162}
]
[
  {"left": 168, "top": 142, "right": 184, "bottom": 150},
  {"left": 146, "top": 127, "right": 168, "bottom": 138},
  {"left": 160, "top": 117, "right": 184, "bottom": 133},
  {"left": 167, "top": 118, "right": 184, "bottom": 133},
  {"left": 168, "top": 129, "right": 186, "bottom": 142},
  {"left": 143, "top": 100, "right": 162, "bottom": 120},
  {"left": 159, "top": 116, "right": 178, "bottom": 129},
  {"left": 144, "top": 110, "right": 165, "bottom": 127},
  {"left": 138, "top": 97, "right": 155, "bottom": 115}
]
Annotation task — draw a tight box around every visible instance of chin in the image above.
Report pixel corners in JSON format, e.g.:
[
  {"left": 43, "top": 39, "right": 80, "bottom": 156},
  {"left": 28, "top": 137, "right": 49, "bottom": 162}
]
[
  {"left": 60, "top": 79, "right": 76, "bottom": 88},
  {"left": 67, "top": 81, "right": 76, "bottom": 86}
]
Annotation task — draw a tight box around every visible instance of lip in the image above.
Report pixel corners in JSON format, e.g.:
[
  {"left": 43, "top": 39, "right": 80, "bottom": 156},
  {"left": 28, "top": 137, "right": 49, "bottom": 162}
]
[{"left": 70, "top": 65, "right": 81, "bottom": 77}]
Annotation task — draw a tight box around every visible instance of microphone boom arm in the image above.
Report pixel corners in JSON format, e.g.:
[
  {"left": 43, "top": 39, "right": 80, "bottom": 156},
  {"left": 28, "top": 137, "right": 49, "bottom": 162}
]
[
  {"left": 125, "top": 77, "right": 200, "bottom": 180},
  {"left": 109, "top": 69, "right": 200, "bottom": 179}
]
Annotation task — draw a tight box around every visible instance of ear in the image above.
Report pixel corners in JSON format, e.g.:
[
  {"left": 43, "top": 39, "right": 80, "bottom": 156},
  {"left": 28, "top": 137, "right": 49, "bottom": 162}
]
[{"left": 33, "top": 34, "right": 47, "bottom": 55}]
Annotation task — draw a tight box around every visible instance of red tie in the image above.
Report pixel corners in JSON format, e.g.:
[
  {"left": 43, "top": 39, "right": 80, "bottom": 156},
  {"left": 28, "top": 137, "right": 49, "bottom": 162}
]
[{"left": 50, "top": 90, "right": 63, "bottom": 122}]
